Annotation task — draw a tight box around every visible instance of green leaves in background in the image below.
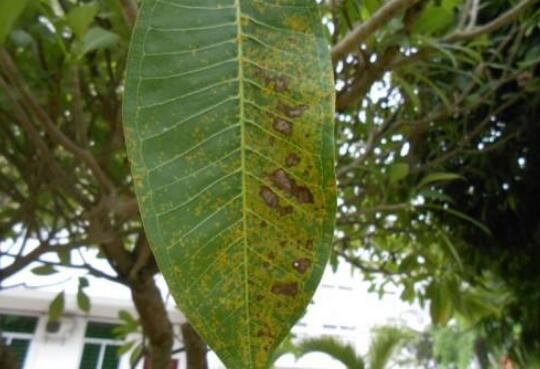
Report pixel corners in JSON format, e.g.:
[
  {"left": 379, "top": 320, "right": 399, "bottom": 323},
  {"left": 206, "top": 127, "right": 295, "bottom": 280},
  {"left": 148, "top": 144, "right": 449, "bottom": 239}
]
[
  {"left": 0, "top": 0, "right": 29, "bottom": 43},
  {"left": 49, "top": 291, "right": 65, "bottom": 322},
  {"left": 77, "top": 276, "right": 91, "bottom": 313},
  {"left": 67, "top": 3, "right": 100, "bottom": 40},
  {"left": 31, "top": 264, "right": 57, "bottom": 275},
  {"left": 80, "top": 27, "right": 120, "bottom": 56},
  {"left": 123, "top": 1, "right": 336, "bottom": 368}
]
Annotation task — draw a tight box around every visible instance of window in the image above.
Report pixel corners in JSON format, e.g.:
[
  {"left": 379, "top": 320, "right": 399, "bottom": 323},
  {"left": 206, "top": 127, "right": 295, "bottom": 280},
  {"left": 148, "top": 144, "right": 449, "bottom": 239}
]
[
  {"left": 0, "top": 314, "right": 38, "bottom": 369},
  {"left": 79, "top": 322, "right": 121, "bottom": 369}
]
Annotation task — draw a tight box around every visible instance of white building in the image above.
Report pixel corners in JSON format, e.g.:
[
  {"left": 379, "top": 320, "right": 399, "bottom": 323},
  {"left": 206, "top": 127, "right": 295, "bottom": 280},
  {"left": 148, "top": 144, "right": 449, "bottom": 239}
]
[{"left": 0, "top": 265, "right": 427, "bottom": 369}]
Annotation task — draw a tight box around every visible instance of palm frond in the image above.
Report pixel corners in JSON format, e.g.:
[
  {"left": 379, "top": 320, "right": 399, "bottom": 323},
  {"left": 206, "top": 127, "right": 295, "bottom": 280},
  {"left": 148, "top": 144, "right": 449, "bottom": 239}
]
[
  {"left": 296, "top": 336, "right": 365, "bottom": 369},
  {"left": 367, "top": 326, "right": 413, "bottom": 369}
]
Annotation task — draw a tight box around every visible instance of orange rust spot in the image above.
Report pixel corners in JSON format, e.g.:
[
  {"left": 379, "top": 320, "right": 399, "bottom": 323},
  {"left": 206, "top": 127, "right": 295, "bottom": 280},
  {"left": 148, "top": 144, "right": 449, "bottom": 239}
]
[
  {"left": 293, "top": 258, "right": 312, "bottom": 274},
  {"left": 271, "top": 282, "right": 298, "bottom": 297}
]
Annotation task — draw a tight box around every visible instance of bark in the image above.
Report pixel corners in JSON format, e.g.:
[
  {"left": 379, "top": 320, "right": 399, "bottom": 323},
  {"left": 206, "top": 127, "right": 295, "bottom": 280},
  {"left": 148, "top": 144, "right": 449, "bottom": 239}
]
[
  {"left": 181, "top": 323, "right": 208, "bottom": 369},
  {"left": 130, "top": 275, "right": 173, "bottom": 369},
  {"left": 0, "top": 338, "right": 18, "bottom": 369}
]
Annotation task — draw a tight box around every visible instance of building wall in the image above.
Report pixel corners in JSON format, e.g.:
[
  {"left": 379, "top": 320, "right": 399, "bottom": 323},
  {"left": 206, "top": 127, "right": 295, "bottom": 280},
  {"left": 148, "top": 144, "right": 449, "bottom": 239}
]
[{"left": 0, "top": 267, "right": 427, "bottom": 369}]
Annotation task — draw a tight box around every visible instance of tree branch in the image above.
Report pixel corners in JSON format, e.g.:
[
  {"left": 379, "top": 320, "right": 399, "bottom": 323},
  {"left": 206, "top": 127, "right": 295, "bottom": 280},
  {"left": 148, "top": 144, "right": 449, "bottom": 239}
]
[
  {"left": 444, "top": 0, "right": 537, "bottom": 43},
  {"left": 331, "top": 0, "right": 420, "bottom": 64}
]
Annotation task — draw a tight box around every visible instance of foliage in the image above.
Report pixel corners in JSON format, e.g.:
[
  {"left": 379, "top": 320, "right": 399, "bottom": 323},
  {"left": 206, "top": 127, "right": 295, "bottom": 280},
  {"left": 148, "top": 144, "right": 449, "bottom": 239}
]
[
  {"left": 295, "top": 326, "right": 412, "bottom": 369},
  {"left": 0, "top": 0, "right": 539, "bottom": 367},
  {"left": 123, "top": 1, "right": 336, "bottom": 368}
]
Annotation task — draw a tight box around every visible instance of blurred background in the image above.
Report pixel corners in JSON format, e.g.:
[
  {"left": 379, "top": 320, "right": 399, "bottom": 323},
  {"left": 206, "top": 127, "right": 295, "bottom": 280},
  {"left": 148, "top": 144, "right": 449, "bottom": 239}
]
[{"left": 0, "top": 0, "right": 539, "bottom": 368}]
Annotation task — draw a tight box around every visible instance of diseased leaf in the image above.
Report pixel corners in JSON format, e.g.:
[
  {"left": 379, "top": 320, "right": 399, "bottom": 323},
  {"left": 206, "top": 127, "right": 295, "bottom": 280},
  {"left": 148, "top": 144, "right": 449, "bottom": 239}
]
[{"left": 123, "top": 1, "right": 336, "bottom": 368}]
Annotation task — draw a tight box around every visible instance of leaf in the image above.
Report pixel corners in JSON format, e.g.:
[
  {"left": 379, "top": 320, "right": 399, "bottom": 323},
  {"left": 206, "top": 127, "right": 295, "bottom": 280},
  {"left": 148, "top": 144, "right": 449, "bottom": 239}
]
[
  {"left": 296, "top": 337, "right": 365, "bottom": 369},
  {"left": 117, "top": 340, "right": 136, "bottom": 356},
  {"left": 129, "top": 343, "right": 143, "bottom": 366},
  {"left": 67, "top": 3, "right": 99, "bottom": 39},
  {"left": 0, "top": 0, "right": 29, "bottom": 43},
  {"left": 49, "top": 291, "right": 65, "bottom": 321},
  {"left": 77, "top": 289, "right": 91, "bottom": 312},
  {"left": 31, "top": 264, "right": 57, "bottom": 275},
  {"left": 388, "top": 163, "right": 410, "bottom": 184},
  {"left": 413, "top": 4, "right": 454, "bottom": 35},
  {"left": 429, "top": 281, "right": 453, "bottom": 326},
  {"left": 57, "top": 249, "right": 72, "bottom": 265},
  {"left": 79, "top": 276, "right": 90, "bottom": 288},
  {"left": 123, "top": 2, "right": 336, "bottom": 369},
  {"left": 80, "top": 27, "right": 119, "bottom": 56},
  {"left": 418, "top": 172, "right": 462, "bottom": 188}
]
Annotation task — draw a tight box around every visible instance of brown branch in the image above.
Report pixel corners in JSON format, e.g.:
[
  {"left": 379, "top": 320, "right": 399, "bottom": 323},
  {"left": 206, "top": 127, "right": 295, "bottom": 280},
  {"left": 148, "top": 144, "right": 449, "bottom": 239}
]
[
  {"left": 444, "top": 0, "right": 537, "bottom": 43},
  {"left": 331, "top": 0, "right": 420, "bottom": 63},
  {"left": 0, "top": 242, "right": 84, "bottom": 283},
  {"left": 0, "top": 47, "right": 116, "bottom": 194},
  {"left": 118, "top": 0, "right": 137, "bottom": 28}
]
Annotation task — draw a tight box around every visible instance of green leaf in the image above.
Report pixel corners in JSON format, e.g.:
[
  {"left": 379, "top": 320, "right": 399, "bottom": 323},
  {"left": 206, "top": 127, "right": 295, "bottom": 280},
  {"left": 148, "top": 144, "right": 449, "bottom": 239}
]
[
  {"left": 129, "top": 343, "right": 143, "bottom": 366},
  {"left": 429, "top": 282, "right": 453, "bottom": 326},
  {"left": 418, "top": 172, "right": 462, "bottom": 188},
  {"left": 0, "top": 0, "right": 29, "bottom": 43},
  {"left": 388, "top": 163, "right": 410, "bottom": 184},
  {"left": 123, "top": 2, "right": 336, "bottom": 369},
  {"left": 31, "top": 264, "right": 57, "bottom": 275},
  {"left": 67, "top": 3, "right": 99, "bottom": 39},
  {"left": 80, "top": 27, "right": 119, "bottom": 56},
  {"left": 413, "top": 4, "right": 454, "bottom": 35},
  {"left": 57, "top": 249, "right": 72, "bottom": 265},
  {"left": 49, "top": 291, "right": 65, "bottom": 321},
  {"left": 296, "top": 337, "right": 365, "bottom": 369},
  {"left": 79, "top": 276, "right": 90, "bottom": 288},
  {"left": 77, "top": 289, "right": 91, "bottom": 312},
  {"left": 117, "top": 340, "right": 136, "bottom": 356}
]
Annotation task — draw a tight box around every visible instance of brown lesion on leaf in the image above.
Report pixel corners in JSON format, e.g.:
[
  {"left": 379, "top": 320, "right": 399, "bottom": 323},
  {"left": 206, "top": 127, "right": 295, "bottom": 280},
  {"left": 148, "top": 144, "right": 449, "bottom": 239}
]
[
  {"left": 259, "top": 185, "right": 294, "bottom": 216},
  {"left": 270, "top": 169, "right": 314, "bottom": 205},
  {"left": 278, "top": 102, "right": 308, "bottom": 119},
  {"left": 285, "top": 153, "right": 301, "bottom": 167},
  {"left": 273, "top": 76, "right": 289, "bottom": 93},
  {"left": 271, "top": 282, "right": 298, "bottom": 297},
  {"left": 292, "top": 258, "right": 312, "bottom": 274},
  {"left": 272, "top": 118, "right": 292, "bottom": 136}
]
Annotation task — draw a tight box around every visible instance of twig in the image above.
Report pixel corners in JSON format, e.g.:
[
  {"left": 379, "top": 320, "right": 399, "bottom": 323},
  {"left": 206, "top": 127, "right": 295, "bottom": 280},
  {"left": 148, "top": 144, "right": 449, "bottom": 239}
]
[
  {"left": 331, "top": 0, "right": 420, "bottom": 63},
  {"left": 444, "top": 0, "right": 537, "bottom": 43}
]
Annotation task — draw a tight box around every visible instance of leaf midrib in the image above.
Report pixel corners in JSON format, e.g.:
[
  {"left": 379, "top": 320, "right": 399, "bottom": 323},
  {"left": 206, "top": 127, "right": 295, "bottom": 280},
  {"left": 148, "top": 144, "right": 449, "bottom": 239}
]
[{"left": 235, "top": 0, "right": 254, "bottom": 367}]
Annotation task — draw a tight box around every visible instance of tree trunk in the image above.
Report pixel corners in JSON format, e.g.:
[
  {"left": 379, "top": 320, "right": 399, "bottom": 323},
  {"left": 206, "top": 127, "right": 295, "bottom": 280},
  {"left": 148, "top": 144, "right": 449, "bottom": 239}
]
[
  {"left": 181, "top": 323, "right": 208, "bottom": 369},
  {"left": 0, "top": 338, "right": 18, "bottom": 369},
  {"left": 130, "top": 275, "right": 173, "bottom": 369}
]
